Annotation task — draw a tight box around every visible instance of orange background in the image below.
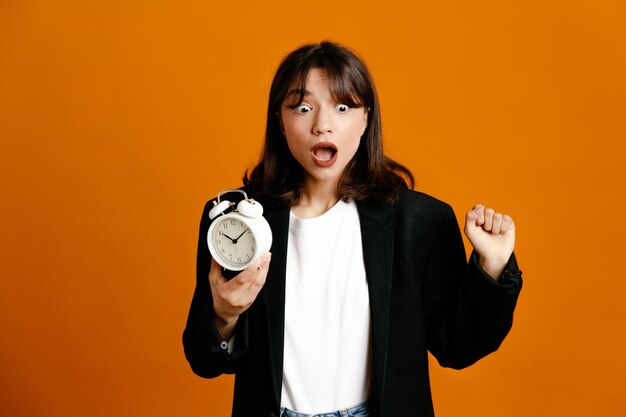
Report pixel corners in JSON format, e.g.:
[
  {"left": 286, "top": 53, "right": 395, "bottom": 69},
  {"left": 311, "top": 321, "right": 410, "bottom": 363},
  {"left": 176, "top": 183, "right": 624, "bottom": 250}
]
[{"left": 1, "top": 1, "right": 625, "bottom": 416}]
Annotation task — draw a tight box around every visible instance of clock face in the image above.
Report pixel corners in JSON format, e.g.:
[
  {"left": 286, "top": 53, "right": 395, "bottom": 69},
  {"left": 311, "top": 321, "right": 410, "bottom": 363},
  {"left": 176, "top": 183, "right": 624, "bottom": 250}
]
[{"left": 210, "top": 216, "right": 256, "bottom": 268}]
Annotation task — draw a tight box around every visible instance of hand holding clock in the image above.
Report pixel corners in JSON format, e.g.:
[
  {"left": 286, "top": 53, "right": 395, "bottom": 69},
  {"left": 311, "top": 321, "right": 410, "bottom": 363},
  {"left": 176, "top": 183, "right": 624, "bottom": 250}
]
[
  {"left": 209, "top": 253, "right": 272, "bottom": 341},
  {"left": 464, "top": 204, "right": 516, "bottom": 280}
]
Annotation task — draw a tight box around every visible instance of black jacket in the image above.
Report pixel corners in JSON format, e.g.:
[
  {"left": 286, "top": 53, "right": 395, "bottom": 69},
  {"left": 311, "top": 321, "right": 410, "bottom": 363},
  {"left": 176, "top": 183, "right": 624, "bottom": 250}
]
[{"left": 183, "top": 188, "right": 522, "bottom": 417}]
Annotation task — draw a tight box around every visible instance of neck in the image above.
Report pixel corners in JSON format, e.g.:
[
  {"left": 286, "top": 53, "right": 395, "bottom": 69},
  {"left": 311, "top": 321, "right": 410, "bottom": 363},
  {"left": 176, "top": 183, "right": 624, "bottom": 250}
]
[{"left": 292, "top": 179, "right": 340, "bottom": 219}]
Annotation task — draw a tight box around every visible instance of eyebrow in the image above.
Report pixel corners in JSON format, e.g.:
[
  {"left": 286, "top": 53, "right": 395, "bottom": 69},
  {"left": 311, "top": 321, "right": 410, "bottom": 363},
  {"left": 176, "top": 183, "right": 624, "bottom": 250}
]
[{"left": 285, "top": 89, "right": 311, "bottom": 98}]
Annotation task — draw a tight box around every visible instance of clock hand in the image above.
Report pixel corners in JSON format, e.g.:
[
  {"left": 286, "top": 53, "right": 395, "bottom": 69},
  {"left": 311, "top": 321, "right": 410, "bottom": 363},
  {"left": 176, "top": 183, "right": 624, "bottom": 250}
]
[
  {"left": 233, "top": 229, "right": 249, "bottom": 243},
  {"left": 221, "top": 233, "right": 235, "bottom": 242}
]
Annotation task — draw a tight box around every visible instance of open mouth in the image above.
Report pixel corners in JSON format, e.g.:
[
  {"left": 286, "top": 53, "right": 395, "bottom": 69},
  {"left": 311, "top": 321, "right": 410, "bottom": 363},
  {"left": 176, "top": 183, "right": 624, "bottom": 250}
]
[
  {"left": 312, "top": 142, "right": 337, "bottom": 159},
  {"left": 314, "top": 147, "right": 335, "bottom": 161},
  {"left": 311, "top": 142, "right": 338, "bottom": 167}
]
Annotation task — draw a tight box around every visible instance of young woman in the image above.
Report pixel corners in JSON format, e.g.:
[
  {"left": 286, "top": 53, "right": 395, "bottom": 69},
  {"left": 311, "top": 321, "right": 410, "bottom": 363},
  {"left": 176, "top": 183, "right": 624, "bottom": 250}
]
[{"left": 183, "top": 41, "right": 522, "bottom": 417}]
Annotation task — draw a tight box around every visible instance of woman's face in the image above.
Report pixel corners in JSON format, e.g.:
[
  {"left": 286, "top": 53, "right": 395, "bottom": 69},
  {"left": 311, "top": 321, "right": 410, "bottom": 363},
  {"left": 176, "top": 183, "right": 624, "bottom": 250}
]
[{"left": 279, "top": 68, "right": 368, "bottom": 193}]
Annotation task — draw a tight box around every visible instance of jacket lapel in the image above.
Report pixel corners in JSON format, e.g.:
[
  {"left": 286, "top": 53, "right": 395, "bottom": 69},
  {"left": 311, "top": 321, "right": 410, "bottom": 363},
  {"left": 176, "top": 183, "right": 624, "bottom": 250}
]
[
  {"left": 262, "top": 206, "right": 290, "bottom": 411},
  {"left": 357, "top": 201, "right": 395, "bottom": 407}
]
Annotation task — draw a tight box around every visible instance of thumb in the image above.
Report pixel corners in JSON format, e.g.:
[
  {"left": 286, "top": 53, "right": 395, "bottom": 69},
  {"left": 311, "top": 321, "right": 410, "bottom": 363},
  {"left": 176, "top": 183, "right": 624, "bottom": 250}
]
[
  {"left": 464, "top": 204, "right": 484, "bottom": 235},
  {"left": 209, "top": 258, "right": 228, "bottom": 287},
  {"left": 465, "top": 204, "right": 481, "bottom": 223},
  {"left": 466, "top": 209, "right": 478, "bottom": 223}
]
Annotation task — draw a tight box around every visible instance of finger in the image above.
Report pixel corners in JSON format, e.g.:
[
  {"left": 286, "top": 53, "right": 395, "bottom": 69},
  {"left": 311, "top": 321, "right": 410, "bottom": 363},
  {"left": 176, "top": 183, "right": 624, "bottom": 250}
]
[
  {"left": 225, "top": 253, "right": 272, "bottom": 297},
  {"left": 254, "top": 252, "right": 272, "bottom": 272},
  {"left": 501, "top": 214, "right": 515, "bottom": 232},
  {"left": 209, "top": 258, "right": 227, "bottom": 287},
  {"left": 245, "top": 252, "right": 272, "bottom": 291},
  {"left": 223, "top": 254, "right": 272, "bottom": 309},
  {"left": 491, "top": 212, "right": 503, "bottom": 234},
  {"left": 474, "top": 204, "right": 485, "bottom": 226},
  {"left": 483, "top": 207, "right": 494, "bottom": 231}
]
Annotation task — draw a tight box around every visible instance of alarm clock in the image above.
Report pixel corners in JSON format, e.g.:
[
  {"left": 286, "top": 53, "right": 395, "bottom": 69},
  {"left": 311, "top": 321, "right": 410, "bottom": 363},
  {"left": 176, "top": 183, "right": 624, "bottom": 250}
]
[{"left": 207, "top": 189, "right": 273, "bottom": 273}]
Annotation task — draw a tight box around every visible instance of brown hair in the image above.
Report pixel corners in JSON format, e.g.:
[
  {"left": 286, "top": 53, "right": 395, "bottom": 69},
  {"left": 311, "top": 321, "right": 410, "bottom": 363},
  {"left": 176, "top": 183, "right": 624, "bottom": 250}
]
[{"left": 244, "top": 41, "right": 414, "bottom": 206}]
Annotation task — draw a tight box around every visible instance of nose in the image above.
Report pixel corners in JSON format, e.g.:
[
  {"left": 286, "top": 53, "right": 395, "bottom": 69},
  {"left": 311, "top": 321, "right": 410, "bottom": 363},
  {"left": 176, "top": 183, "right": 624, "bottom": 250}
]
[{"left": 311, "top": 106, "right": 333, "bottom": 135}]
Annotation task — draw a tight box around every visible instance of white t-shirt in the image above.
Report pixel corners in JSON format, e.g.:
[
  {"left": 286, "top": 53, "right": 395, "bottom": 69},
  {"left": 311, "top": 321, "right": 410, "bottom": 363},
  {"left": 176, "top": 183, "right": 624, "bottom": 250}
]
[{"left": 281, "top": 199, "right": 372, "bottom": 413}]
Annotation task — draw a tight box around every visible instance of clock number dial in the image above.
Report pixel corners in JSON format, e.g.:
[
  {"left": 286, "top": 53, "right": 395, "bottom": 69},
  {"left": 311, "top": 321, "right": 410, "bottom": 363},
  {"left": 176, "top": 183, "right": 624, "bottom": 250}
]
[{"left": 211, "top": 218, "right": 256, "bottom": 268}]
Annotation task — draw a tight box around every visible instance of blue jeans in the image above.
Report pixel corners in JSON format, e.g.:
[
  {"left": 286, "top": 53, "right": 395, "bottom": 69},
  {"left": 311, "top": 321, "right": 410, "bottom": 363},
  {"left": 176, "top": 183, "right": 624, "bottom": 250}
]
[{"left": 280, "top": 401, "right": 370, "bottom": 417}]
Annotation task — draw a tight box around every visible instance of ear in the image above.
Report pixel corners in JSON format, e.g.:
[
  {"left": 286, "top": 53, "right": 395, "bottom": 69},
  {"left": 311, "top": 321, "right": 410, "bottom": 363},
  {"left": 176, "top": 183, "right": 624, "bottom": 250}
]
[{"left": 361, "top": 107, "right": 369, "bottom": 134}]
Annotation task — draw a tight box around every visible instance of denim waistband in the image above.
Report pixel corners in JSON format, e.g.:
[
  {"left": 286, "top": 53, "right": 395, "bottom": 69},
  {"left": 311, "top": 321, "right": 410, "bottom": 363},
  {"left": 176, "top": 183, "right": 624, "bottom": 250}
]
[{"left": 280, "top": 400, "right": 369, "bottom": 417}]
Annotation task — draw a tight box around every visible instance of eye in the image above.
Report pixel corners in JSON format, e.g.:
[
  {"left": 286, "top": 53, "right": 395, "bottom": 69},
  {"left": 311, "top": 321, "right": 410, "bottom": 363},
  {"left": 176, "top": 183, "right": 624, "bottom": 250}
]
[
  {"left": 335, "top": 104, "right": 350, "bottom": 113},
  {"left": 294, "top": 104, "right": 312, "bottom": 113}
]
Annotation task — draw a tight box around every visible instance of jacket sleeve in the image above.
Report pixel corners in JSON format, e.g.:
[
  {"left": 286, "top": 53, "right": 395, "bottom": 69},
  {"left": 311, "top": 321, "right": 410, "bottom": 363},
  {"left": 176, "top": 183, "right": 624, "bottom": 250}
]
[
  {"left": 423, "top": 204, "right": 522, "bottom": 370},
  {"left": 182, "top": 201, "right": 250, "bottom": 378}
]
